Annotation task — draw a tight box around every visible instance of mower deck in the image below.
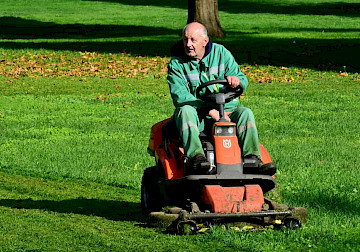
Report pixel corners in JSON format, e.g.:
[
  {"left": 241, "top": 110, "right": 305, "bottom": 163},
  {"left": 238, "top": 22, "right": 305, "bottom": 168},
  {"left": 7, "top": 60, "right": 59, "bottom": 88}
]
[{"left": 148, "top": 200, "right": 308, "bottom": 235}]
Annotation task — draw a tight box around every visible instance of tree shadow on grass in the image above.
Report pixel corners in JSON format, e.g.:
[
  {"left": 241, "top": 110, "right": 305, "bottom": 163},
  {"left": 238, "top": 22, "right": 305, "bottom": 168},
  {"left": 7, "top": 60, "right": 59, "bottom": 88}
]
[
  {"left": 222, "top": 35, "right": 360, "bottom": 72},
  {"left": 1, "top": 17, "right": 360, "bottom": 71},
  {"left": 0, "top": 17, "right": 177, "bottom": 40},
  {"left": 0, "top": 198, "right": 146, "bottom": 222},
  {"left": 0, "top": 16, "right": 176, "bottom": 56},
  {"left": 220, "top": 0, "right": 360, "bottom": 17},
  {"left": 83, "top": 0, "right": 360, "bottom": 17},
  {"left": 1, "top": 37, "right": 359, "bottom": 72}
]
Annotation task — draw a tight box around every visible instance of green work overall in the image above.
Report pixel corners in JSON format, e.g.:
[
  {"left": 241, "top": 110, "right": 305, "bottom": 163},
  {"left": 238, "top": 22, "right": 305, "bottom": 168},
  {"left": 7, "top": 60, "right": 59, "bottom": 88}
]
[{"left": 167, "top": 41, "right": 261, "bottom": 159}]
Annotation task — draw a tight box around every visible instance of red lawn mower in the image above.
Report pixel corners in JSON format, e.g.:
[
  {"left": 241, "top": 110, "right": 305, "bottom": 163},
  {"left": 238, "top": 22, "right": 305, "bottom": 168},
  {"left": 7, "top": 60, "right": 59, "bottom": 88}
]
[{"left": 142, "top": 79, "right": 307, "bottom": 234}]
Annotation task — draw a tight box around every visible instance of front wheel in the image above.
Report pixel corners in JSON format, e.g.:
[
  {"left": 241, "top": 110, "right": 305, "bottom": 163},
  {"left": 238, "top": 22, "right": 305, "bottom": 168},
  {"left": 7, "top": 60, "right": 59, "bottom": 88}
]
[
  {"left": 282, "top": 216, "right": 301, "bottom": 230},
  {"left": 141, "top": 166, "right": 164, "bottom": 214},
  {"left": 176, "top": 221, "right": 198, "bottom": 235}
]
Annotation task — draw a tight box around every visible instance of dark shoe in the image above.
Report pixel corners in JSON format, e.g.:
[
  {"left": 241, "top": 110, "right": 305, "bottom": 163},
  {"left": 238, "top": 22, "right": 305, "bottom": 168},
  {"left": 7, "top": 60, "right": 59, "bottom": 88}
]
[
  {"left": 243, "top": 155, "right": 276, "bottom": 176},
  {"left": 258, "top": 162, "right": 277, "bottom": 176},
  {"left": 188, "top": 154, "right": 210, "bottom": 174}
]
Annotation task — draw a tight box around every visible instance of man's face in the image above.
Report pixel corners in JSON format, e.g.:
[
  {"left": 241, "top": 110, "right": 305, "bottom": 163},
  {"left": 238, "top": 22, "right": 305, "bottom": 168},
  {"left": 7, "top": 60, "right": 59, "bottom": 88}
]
[{"left": 182, "top": 28, "right": 208, "bottom": 61}]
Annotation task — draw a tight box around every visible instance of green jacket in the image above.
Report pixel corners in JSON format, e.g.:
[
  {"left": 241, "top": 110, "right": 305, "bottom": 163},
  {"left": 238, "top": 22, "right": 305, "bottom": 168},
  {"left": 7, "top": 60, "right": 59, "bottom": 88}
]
[{"left": 167, "top": 41, "right": 248, "bottom": 111}]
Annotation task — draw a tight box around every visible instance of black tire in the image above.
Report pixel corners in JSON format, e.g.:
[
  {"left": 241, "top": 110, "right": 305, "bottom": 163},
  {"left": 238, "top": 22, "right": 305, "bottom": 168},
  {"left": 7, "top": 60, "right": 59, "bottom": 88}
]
[
  {"left": 141, "top": 166, "right": 163, "bottom": 215},
  {"left": 282, "top": 217, "right": 301, "bottom": 230},
  {"left": 176, "top": 221, "right": 197, "bottom": 235}
]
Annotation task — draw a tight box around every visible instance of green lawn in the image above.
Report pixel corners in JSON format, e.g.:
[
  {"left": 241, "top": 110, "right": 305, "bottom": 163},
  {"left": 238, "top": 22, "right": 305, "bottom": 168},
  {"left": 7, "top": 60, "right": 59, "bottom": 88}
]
[{"left": 0, "top": 0, "right": 360, "bottom": 251}]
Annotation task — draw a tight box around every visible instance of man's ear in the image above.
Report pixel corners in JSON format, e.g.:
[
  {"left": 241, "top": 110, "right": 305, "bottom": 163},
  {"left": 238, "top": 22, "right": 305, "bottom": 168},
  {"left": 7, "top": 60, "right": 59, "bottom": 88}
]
[{"left": 203, "top": 37, "right": 209, "bottom": 47}]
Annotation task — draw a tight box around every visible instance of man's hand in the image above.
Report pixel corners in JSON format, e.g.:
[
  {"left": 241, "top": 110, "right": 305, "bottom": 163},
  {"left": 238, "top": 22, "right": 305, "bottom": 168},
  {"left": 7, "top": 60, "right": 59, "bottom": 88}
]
[
  {"left": 209, "top": 109, "right": 232, "bottom": 122},
  {"left": 226, "top": 76, "right": 240, "bottom": 88}
]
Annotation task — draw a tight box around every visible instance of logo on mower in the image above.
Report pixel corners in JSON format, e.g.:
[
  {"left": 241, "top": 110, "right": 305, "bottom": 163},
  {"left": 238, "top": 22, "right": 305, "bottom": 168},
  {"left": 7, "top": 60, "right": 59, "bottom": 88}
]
[{"left": 223, "top": 139, "right": 232, "bottom": 148}]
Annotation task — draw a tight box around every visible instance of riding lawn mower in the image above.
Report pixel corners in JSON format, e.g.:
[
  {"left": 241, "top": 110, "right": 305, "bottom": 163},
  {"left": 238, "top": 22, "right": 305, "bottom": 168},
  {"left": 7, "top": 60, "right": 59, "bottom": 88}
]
[{"left": 142, "top": 80, "right": 307, "bottom": 234}]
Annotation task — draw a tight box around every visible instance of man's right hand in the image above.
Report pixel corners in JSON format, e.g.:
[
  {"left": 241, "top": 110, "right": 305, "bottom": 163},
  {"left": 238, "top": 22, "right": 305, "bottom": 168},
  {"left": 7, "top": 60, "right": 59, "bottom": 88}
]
[{"left": 209, "top": 109, "right": 231, "bottom": 122}]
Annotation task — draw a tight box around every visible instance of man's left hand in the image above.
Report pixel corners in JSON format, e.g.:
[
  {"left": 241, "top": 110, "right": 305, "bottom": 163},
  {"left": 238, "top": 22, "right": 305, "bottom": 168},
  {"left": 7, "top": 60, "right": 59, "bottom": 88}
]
[{"left": 226, "top": 76, "right": 240, "bottom": 88}]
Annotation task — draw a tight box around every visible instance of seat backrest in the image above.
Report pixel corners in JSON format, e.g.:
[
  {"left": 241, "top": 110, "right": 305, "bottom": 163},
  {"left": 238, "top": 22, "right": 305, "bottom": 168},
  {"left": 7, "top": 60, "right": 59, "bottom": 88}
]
[{"left": 161, "top": 118, "right": 179, "bottom": 141}]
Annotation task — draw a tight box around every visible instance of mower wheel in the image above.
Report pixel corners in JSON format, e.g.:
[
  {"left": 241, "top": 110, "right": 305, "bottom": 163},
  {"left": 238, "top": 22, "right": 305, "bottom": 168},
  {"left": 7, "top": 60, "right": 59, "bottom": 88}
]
[
  {"left": 282, "top": 216, "right": 301, "bottom": 230},
  {"left": 141, "top": 166, "right": 163, "bottom": 215},
  {"left": 177, "top": 221, "right": 197, "bottom": 235}
]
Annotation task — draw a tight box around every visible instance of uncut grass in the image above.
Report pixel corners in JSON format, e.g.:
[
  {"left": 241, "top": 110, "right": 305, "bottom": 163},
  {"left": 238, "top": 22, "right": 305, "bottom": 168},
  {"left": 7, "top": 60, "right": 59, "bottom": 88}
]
[
  {"left": 0, "top": 77, "right": 171, "bottom": 189},
  {"left": 1, "top": 75, "right": 359, "bottom": 250},
  {"left": 247, "top": 79, "right": 360, "bottom": 212}
]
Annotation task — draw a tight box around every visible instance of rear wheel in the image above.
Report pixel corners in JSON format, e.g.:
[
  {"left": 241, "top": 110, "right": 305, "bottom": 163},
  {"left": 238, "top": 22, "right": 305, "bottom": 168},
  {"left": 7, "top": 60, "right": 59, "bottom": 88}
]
[{"left": 141, "top": 166, "right": 164, "bottom": 214}]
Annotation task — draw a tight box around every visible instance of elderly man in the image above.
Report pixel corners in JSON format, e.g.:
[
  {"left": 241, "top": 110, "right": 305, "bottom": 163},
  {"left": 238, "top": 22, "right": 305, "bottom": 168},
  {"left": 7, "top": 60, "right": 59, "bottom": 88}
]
[{"left": 167, "top": 22, "right": 275, "bottom": 175}]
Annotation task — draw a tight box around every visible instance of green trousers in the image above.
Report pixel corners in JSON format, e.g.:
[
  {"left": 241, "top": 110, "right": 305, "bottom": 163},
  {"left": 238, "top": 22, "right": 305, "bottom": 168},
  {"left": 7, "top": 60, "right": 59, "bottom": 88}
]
[{"left": 174, "top": 105, "right": 261, "bottom": 159}]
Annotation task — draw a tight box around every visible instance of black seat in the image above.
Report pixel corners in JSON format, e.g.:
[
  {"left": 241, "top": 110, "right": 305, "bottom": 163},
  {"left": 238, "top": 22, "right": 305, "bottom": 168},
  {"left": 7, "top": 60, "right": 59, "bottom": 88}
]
[{"left": 162, "top": 118, "right": 179, "bottom": 141}]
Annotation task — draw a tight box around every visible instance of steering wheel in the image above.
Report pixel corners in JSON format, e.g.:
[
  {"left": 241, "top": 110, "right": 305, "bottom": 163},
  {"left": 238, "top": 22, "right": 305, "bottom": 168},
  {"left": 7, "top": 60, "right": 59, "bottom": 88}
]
[{"left": 195, "top": 79, "right": 243, "bottom": 104}]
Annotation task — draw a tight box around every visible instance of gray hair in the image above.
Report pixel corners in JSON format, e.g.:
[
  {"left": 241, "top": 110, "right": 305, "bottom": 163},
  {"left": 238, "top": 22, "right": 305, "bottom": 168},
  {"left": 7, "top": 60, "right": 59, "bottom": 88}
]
[{"left": 183, "top": 22, "right": 208, "bottom": 38}]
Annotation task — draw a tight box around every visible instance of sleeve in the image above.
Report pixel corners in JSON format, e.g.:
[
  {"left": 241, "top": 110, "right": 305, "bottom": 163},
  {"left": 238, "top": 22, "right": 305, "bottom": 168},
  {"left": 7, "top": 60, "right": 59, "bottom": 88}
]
[
  {"left": 223, "top": 48, "right": 248, "bottom": 91},
  {"left": 167, "top": 60, "right": 204, "bottom": 109},
  {"left": 221, "top": 47, "right": 249, "bottom": 111}
]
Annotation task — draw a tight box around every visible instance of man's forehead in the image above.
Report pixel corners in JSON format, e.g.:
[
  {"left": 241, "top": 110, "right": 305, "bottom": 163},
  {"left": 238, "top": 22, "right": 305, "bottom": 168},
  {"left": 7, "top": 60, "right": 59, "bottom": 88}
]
[{"left": 183, "top": 29, "right": 203, "bottom": 38}]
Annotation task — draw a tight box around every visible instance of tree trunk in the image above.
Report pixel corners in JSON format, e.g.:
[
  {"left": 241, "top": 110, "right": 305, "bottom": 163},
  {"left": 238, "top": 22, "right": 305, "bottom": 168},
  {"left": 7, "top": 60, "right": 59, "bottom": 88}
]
[{"left": 187, "top": 0, "right": 225, "bottom": 38}]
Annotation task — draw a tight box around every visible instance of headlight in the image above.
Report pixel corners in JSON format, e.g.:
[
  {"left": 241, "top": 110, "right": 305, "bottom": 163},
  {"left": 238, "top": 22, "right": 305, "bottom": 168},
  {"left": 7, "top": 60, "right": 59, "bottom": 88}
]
[{"left": 214, "top": 126, "right": 236, "bottom": 136}]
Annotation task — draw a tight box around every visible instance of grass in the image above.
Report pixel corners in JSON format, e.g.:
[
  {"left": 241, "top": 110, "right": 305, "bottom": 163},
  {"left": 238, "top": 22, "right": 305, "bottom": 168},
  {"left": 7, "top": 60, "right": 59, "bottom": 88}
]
[
  {"left": 0, "top": 77, "right": 170, "bottom": 188},
  {"left": 0, "top": 0, "right": 360, "bottom": 251}
]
